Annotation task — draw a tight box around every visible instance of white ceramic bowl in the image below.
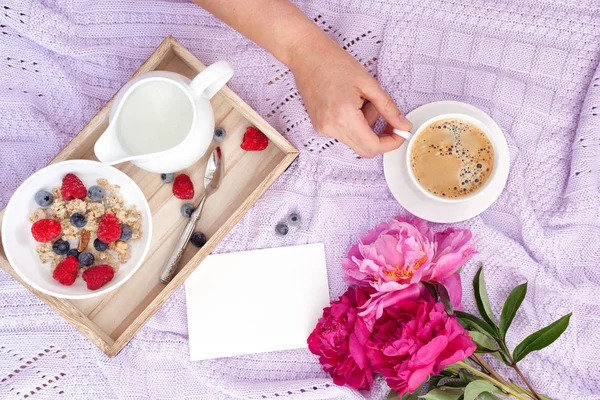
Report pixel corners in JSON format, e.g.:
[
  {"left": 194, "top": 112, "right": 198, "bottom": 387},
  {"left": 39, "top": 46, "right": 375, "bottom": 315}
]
[{"left": 1, "top": 160, "right": 152, "bottom": 299}]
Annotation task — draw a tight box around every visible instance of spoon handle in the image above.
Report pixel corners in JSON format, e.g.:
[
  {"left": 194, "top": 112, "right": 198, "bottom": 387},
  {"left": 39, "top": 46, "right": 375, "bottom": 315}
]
[{"left": 160, "top": 193, "right": 208, "bottom": 283}]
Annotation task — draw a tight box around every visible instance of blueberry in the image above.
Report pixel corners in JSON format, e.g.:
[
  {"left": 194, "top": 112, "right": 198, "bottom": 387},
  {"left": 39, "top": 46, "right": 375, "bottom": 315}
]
[
  {"left": 35, "top": 190, "right": 54, "bottom": 207},
  {"left": 190, "top": 231, "right": 207, "bottom": 248},
  {"left": 161, "top": 173, "right": 174, "bottom": 183},
  {"left": 87, "top": 185, "right": 105, "bottom": 201},
  {"left": 181, "top": 203, "right": 195, "bottom": 218},
  {"left": 66, "top": 249, "right": 80, "bottom": 258},
  {"left": 78, "top": 251, "right": 94, "bottom": 267},
  {"left": 287, "top": 213, "right": 301, "bottom": 226},
  {"left": 275, "top": 223, "right": 289, "bottom": 236},
  {"left": 213, "top": 127, "right": 226, "bottom": 142},
  {"left": 52, "top": 240, "right": 70, "bottom": 255},
  {"left": 119, "top": 225, "right": 132, "bottom": 241},
  {"left": 70, "top": 213, "right": 87, "bottom": 228},
  {"left": 93, "top": 238, "right": 108, "bottom": 251}
]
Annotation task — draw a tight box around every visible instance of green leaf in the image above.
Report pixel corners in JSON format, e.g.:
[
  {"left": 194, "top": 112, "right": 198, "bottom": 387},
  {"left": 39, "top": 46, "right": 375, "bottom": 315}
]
[
  {"left": 441, "top": 381, "right": 469, "bottom": 388},
  {"left": 458, "top": 369, "right": 471, "bottom": 383},
  {"left": 463, "top": 381, "right": 501, "bottom": 400},
  {"left": 437, "top": 283, "right": 454, "bottom": 315},
  {"left": 429, "top": 375, "right": 445, "bottom": 388},
  {"left": 401, "top": 392, "right": 419, "bottom": 400},
  {"left": 469, "top": 331, "right": 498, "bottom": 352},
  {"left": 423, "top": 282, "right": 439, "bottom": 299},
  {"left": 479, "top": 393, "right": 502, "bottom": 400},
  {"left": 499, "top": 283, "right": 527, "bottom": 338},
  {"left": 473, "top": 267, "right": 497, "bottom": 328},
  {"left": 388, "top": 390, "right": 413, "bottom": 400},
  {"left": 420, "top": 388, "right": 463, "bottom": 400},
  {"left": 512, "top": 313, "right": 572, "bottom": 362},
  {"left": 455, "top": 311, "right": 499, "bottom": 338},
  {"left": 490, "top": 350, "right": 512, "bottom": 366},
  {"left": 392, "top": 381, "right": 429, "bottom": 400}
]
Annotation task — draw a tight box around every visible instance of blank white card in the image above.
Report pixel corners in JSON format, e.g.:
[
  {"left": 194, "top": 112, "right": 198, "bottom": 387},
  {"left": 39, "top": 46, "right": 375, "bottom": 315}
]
[{"left": 185, "top": 243, "right": 330, "bottom": 361}]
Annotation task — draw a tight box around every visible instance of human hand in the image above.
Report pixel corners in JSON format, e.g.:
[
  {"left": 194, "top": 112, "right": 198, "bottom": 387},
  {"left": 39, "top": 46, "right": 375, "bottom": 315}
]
[{"left": 288, "top": 34, "right": 412, "bottom": 158}]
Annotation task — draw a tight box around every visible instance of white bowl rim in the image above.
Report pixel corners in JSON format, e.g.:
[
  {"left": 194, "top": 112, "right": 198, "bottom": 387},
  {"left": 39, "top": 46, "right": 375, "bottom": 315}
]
[{"left": 1, "top": 159, "right": 153, "bottom": 299}]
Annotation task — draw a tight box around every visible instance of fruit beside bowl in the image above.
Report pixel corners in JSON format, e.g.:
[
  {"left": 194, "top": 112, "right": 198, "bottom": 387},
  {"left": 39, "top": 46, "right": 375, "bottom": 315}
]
[{"left": 1, "top": 160, "right": 152, "bottom": 299}]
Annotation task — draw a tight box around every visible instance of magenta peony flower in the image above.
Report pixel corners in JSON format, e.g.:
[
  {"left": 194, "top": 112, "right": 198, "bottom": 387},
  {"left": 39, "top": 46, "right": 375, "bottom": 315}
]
[
  {"left": 366, "top": 293, "right": 476, "bottom": 395},
  {"left": 342, "top": 217, "right": 476, "bottom": 328},
  {"left": 307, "top": 287, "right": 375, "bottom": 390}
]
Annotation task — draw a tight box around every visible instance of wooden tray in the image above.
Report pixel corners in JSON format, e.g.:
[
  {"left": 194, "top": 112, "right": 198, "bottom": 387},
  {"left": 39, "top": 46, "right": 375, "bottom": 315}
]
[{"left": 0, "top": 36, "right": 298, "bottom": 357}]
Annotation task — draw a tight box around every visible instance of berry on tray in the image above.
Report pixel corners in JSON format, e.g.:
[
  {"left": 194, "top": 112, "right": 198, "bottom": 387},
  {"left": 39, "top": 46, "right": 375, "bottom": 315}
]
[
  {"left": 241, "top": 126, "right": 268, "bottom": 151},
  {"left": 34, "top": 190, "right": 54, "bottom": 207},
  {"left": 93, "top": 238, "right": 109, "bottom": 251},
  {"left": 52, "top": 256, "right": 79, "bottom": 286},
  {"left": 52, "top": 239, "right": 70, "bottom": 255},
  {"left": 31, "top": 219, "right": 62, "bottom": 242},
  {"left": 275, "top": 223, "right": 289, "bottom": 236},
  {"left": 66, "top": 249, "right": 80, "bottom": 258},
  {"left": 78, "top": 251, "right": 95, "bottom": 267},
  {"left": 213, "top": 127, "right": 226, "bottom": 142},
  {"left": 181, "top": 203, "right": 195, "bottom": 218},
  {"left": 287, "top": 213, "right": 301, "bottom": 226},
  {"left": 61, "top": 173, "right": 87, "bottom": 200},
  {"left": 119, "top": 225, "right": 132, "bottom": 241},
  {"left": 161, "top": 173, "right": 174, "bottom": 184},
  {"left": 87, "top": 185, "right": 105, "bottom": 201},
  {"left": 82, "top": 264, "right": 115, "bottom": 290},
  {"left": 70, "top": 212, "right": 88, "bottom": 228},
  {"left": 173, "top": 174, "right": 194, "bottom": 200},
  {"left": 190, "top": 231, "right": 207, "bottom": 248},
  {"left": 97, "top": 214, "right": 122, "bottom": 243}
]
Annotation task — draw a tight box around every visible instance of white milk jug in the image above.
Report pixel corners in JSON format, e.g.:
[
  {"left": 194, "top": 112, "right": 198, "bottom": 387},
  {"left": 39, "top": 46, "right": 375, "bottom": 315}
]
[{"left": 94, "top": 61, "right": 233, "bottom": 173}]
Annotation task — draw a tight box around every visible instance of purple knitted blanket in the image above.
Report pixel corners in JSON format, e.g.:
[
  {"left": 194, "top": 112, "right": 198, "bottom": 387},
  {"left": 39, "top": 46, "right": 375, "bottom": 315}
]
[{"left": 1, "top": 1, "right": 599, "bottom": 399}]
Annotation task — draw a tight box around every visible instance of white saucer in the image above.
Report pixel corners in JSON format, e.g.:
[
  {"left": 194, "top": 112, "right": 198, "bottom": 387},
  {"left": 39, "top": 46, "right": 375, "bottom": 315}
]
[{"left": 383, "top": 101, "right": 510, "bottom": 223}]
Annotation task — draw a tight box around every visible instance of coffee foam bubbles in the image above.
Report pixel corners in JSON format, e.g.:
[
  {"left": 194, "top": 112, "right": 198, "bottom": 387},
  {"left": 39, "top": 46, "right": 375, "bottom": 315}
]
[{"left": 410, "top": 118, "right": 494, "bottom": 199}]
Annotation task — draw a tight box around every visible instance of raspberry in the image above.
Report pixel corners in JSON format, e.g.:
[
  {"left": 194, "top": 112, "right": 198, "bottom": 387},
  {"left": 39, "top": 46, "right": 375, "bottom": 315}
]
[
  {"left": 172, "top": 174, "right": 194, "bottom": 200},
  {"left": 240, "top": 126, "right": 268, "bottom": 151},
  {"left": 52, "top": 256, "right": 79, "bottom": 286},
  {"left": 97, "top": 214, "right": 121, "bottom": 243},
  {"left": 82, "top": 264, "right": 115, "bottom": 290},
  {"left": 61, "top": 173, "right": 87, "bottom": 200},
  {"left": 31, "top": 219, "right": 62, "bottom": 242}
]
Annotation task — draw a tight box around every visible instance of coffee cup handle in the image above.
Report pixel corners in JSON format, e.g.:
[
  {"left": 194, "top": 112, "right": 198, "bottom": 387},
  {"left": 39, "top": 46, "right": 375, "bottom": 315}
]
[{"left": 392, "top": 129, "right": 413, "bottom": 141}]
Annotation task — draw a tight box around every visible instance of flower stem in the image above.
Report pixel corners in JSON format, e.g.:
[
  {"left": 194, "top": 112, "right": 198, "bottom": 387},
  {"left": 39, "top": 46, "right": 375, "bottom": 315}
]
[
  {"left": 471, "top": 354, "right": 549, "bottom": 400},
  {"left": 471, "top": 354, "right": 505, "bottom": 384},
  {"left": 510, "top": 360, "right": 542, "bottom": 400},
  {"left": 455, "top": 361, "right": 531, "bottom": 400},
  {"left": 497, "top": 338, "right": 543, "bottom": 400}
]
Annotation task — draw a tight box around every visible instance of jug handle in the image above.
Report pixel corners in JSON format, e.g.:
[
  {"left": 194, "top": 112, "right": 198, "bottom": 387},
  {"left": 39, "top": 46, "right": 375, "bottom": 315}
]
[{"left": 190, "top": 61, "right": 234, "bottom": 100}]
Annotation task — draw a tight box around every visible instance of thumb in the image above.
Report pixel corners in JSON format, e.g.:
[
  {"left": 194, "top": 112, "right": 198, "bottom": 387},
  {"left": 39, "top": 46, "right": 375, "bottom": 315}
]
[{"left": 361, "top": 80, "right": 412, "bottom": 131}]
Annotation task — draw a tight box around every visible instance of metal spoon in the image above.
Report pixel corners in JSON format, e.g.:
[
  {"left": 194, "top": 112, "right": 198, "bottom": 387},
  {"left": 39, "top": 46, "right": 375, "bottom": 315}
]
[{"left": 160, "top": 147, "right": 223, "bottom": 283}]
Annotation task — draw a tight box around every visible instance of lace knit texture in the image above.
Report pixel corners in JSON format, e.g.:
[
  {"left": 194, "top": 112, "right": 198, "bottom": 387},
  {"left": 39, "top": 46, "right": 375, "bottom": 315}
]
[{"left": 1, "top": 0, "right": 599, "bottom": 399}]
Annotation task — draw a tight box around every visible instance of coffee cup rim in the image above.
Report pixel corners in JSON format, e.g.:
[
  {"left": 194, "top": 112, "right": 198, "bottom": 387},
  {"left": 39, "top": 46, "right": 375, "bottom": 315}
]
[{"left": 404, "top": 112, "right": 499, "bottom": 203}]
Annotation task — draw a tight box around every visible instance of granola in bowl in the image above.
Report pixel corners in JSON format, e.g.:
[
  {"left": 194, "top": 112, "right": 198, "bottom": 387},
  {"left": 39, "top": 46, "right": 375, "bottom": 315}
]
[{"left": 29, "top": 174, "right": 143, "bottom": 290}]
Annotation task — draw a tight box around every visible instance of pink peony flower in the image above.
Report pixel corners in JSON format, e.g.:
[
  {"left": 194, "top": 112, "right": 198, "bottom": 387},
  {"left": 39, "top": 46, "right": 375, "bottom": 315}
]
[
  {"left": 342, "top": 217, "right": 476, "bottom": 328},
  {"left": 366, "top": 293, "right": 476, "bottom": 395},
  {"left": 307, "top": 287, "right": 375, "bottom": 390}
]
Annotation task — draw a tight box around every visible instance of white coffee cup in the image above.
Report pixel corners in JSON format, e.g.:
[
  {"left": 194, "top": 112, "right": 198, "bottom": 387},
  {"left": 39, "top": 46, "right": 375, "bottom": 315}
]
[{"left": 393, "top": 113, "right": 500, "bottom": 203}]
